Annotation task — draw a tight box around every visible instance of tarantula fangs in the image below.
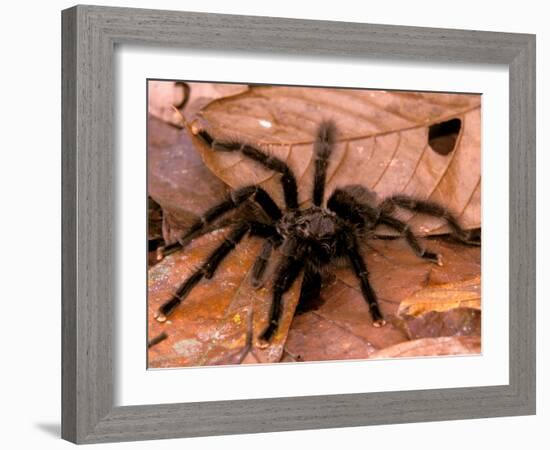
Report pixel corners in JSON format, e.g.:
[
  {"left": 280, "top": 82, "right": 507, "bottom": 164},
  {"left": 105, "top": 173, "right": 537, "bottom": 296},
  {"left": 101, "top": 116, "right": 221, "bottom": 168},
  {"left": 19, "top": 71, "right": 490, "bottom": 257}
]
[{"left": 154, "top": 121, "right": 480, "bottom": 345}]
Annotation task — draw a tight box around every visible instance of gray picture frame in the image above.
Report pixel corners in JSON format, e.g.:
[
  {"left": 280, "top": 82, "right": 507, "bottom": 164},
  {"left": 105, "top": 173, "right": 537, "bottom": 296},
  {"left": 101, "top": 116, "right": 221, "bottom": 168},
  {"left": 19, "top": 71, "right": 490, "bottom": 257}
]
[{"left": 61, "top": 4, "right": 536, "bottom": 444}]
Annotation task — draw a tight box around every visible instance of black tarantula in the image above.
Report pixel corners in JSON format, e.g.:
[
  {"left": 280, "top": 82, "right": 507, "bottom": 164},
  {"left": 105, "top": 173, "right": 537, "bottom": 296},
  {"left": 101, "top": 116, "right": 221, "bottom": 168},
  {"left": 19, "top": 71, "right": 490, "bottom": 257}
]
[{"left": 155, "top": 121, "right": 479, "bottom": 344}]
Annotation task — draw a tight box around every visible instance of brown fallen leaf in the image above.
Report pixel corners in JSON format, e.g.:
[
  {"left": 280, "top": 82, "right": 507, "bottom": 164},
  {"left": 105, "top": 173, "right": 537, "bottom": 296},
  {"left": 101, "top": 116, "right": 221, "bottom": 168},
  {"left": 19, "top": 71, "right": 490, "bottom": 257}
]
[
  {"left": 393, "top": 275, "right": 481, "bottom": 340},
  {"left": 148, "top": 196, "right": 164, "bottom": 267},
  {"left": 148, "top": 81, "right": 250, "bottom": 242},
  {"left": 182, "top": 82, "right": 250, "bottom": 121},
  {"left": 148, "top": 80, "right": 188, "bottom": 126},
  {"left": 148, "top": 115, "right": 230, "bottom": 243},
  {"left": 283, "top": 237, "right": 480, "bottom": 362},
  {"left": 369, "top": 336, "right": 481, "bottom": 359},
  {"left": 397, "top": 308, "right": 481, "bottom": 340},
  {"left": 191, "top": 86, "right": 480, "bottom": 236},
  {"left": 397, "top": 275, "right": 481, "bottom": 317},
  {"left": 147, "top": 228, "right": 304, "bottom": 368},
  {"left": 283, "top": 311, "right": 380, "bottom": 362},
  {"left": 148, "top": 80, "right": 248, "bottom": 127},
  {"left": 147, "top": 196, "right": 163, "bottom": 242},
  {"left": 147, "top": 84, "right": 482, "bottom": 367},
  {"left": 148, "top": 234, "right": 480, "bottom": 367}
]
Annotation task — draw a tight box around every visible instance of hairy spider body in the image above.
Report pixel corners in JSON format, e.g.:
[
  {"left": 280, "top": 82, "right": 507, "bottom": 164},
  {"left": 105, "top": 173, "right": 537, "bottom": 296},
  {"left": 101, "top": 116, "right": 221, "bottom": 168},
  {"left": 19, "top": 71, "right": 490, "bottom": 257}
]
[
  {"left": 277, "top": 207, "right": 344, "bottom": 258},
  {"left": 155, "top": 121, "right": 479, "bottom": 344}
]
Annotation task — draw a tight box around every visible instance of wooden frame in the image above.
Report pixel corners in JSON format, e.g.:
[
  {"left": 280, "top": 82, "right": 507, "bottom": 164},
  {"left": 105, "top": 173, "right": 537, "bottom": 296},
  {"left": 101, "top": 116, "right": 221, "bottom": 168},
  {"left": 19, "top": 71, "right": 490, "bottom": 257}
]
[{"left": 62, "top": 5, "right": 536, "bottom": 444}]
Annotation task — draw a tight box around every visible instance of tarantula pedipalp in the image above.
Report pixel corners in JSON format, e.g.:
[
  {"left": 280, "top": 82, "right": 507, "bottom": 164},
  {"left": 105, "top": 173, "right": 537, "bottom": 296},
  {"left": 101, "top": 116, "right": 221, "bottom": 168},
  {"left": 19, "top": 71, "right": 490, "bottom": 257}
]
[{"left": 155, "top": 121, "right": 479, "bottom": 344}]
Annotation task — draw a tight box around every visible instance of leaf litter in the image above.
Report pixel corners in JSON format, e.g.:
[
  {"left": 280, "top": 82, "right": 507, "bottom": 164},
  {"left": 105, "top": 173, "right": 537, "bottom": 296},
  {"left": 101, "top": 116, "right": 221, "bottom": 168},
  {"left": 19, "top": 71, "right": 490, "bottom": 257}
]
[
  {"left": 191, "top": 86, "right": 481, "bottom": 236},
  {"left": 147, "top": 83, "right": 482, "bottom": 367}
]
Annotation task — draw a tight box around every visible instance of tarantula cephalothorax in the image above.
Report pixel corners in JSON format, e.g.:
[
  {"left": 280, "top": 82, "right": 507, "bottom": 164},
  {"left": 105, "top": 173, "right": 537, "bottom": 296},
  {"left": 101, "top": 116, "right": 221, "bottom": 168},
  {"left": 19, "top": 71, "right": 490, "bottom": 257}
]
[{"left": 154, "top": 121, "right": 480, "bottom": 344}]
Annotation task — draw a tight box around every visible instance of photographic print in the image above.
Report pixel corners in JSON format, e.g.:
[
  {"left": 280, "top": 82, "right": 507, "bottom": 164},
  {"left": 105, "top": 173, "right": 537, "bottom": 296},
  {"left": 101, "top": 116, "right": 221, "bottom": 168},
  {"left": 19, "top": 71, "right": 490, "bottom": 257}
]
[{"left": 147, "top": 81, "right": 481, "bottom": 369}]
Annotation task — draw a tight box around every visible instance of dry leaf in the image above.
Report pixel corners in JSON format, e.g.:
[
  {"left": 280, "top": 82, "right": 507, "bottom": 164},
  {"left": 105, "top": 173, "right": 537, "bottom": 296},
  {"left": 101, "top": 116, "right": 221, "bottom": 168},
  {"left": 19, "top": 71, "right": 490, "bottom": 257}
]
[
  {"left": 148, "top": 80, "right": 248, "bottom": 127},
  {"left": 147, "top": 229, "right": 303, "bottom": 368},
  {"left": 393, "top": 276, "right": 481, "bottom": 340},
  {"left": 397, "top": 275, "right": 481, "bottom": 317},
  {"left": 147, "top": 115, "right": 229, "bottom": 243},
  {"left": 147, "top": 196, "right": 163, "bottom": 242},
  {"left": 370, "top": 336, "right": 481, "bottom": 359},
  {"left": 148, "top": 196, "right": 164, "bottom": 267},
  {"left": 148, "top": 81, "right": 188, "bottom": 126},
  {"left": 148, "top": 233, "right": 480, "bottom": 367},
  {"left": 182, "top": 82, "right": 249, "bottom": 120},
  {"left": 192, "top": 86, "right": 481, "bottom": 236},
  {"left": 283, "top": 277, "right": 406, "bottom": 362},
  {"left": 147, "top": 84, "right": 482, "bottom": 367},
  {"left": 148, "top": 81, "right": 250, "bottom": 241},
  {"left": 397, "top": 308, "right": 481, "bottom": 340},
  {"left": 283, "top": 237, "right": 481, "bottom": 362}
]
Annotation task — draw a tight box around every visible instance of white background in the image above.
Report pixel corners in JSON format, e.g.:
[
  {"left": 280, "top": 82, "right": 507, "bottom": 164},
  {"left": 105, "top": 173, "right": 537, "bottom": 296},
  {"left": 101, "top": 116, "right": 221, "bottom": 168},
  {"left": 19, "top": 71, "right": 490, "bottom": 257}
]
[
  {"left": 0, "top": 1, "right": 546, "bottom": 449},
  {"left": 117, "top": 49, "right": 509, "bottom": 405}
]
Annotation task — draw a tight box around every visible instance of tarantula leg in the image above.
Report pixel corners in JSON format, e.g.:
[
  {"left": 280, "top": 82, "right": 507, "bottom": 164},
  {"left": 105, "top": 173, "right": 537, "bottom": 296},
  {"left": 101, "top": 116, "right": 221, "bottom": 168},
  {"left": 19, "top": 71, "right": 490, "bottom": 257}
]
[
  {"left": 258, "top": 245, "right": 305, "bottom": 344},
  {"left": 378, "top": 214, "right": 442, "bottom": 265},
  {"left": 247, "top": 223, "right": 283, "bottom": 288},
  {"left": 379, "top": 194, "right": 480, "bottom": 246},
  {"left": 157, "top": 185, "right": 281, "bottom": 260},
  {"left": 249, "top": 226, "right": 282, "bottom": 288},
  {"left": 251, "top": 241, "right": 273, "bottom": 288},
  {"left": 155, "top": 271, "right": 204, "bottom": 321},
  {"left": 158, "top": 241, "right": 183, "bottom": 259},
  {"left": 312, "top": 121, "right": 336, "bottom": 206},
  {"left": 197, "top": 129, "right": 299, "bottom": 209},
  {"left": 188, "top": 185, "right": 280, "bottom": 240},
  {"left": 327, "top": 188, "right": 380, "bottom": 228},
  {"left": 202, "top": 222, "right": 251, "bottom": 279},
  {"left": 347, "top": 235, "right": 386, "bottom": 327},
  {"left": 155, "top": 223, "right": 251, "bottom": 322},
  {"left": 296, "top": 267, "right": 322, "bottom": 314}
]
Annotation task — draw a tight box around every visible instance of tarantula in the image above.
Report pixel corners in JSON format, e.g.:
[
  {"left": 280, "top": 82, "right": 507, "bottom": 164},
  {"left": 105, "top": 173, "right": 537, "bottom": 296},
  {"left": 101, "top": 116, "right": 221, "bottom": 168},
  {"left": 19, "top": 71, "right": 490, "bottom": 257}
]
[{"left": 154, "top": 121, "right": 479, "bottom": 344}]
